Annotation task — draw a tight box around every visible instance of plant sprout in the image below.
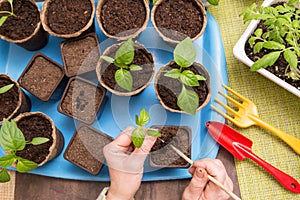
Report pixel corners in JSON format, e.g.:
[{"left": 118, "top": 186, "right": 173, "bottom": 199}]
[
  {"left": 163, "top": 37, "right": 206, "bottom": 115},
  {"left": 0, "top": 119, "right": 49, "bottom": 183},
  {"left": 241, "top": 0, "right": 300, "bottom": 80},
  {"left": 100, "top": 38, "right": 142, "bottom": 92},
  {"left": 0, "top": 84, "right": 14, "bottom": 94},
  {"left": 0, "top": 0, "right": 16, "bottom": 27},
  {"left": 131, "top": 109, "right": 161, "bottom": 148}
]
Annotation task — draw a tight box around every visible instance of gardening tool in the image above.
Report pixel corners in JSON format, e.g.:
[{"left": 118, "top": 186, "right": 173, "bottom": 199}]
[
  {"left": 206, "top": 121, "right": 300, "bottom": 193},
  {"left": 211, "top": 84, "right": 300, "bottom": 155},
  {"left": 157, "top": 138, "right": 241, "bottom": 200}
]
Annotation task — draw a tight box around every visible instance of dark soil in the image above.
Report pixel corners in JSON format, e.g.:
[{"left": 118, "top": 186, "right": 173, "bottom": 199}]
[
  {"left": 0, "top": 79, "right": 19, "bottom": 121},
  {"left": 100, "top": 0, "right": 146, "bottom": 37},
  {"left": 61, "top": 33, "right": 100, "bottom": 77},
  {"left": 64, "top": 125, "right": 113, "bottom": 175},
  {"left": 59, "top": 78, "right": 105, "bottom": 124},
  {"left": 0, "top": 0, "right": 40, "bottom": 40},
  {"left": 18, "top": 54, "right": 64, "bottom": 101},
  {"left": 15, "top": 115, "right": 53, "bottom": 164},
  {"left": 156, "top": 62, "right": 209, "bottom": 111},
  {"left": 150, "top": 126, "right": 191, "bottom": 168},
  {"left": 154, "top": 0, "right": 204, "bottom": 41},
  {"left": 100, "top": 45, "right": 154, "bottom": 92},
  {"left": 245, "top": 3, "right": 300, "bottom": 91},
  {"left": 46, "top": 0, "right": 92, "bottom": 34}
]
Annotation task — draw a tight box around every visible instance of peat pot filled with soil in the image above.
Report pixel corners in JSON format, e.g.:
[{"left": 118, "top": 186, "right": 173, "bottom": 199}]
[
  {"left": 96, "top": 40, "right": 155, "bottom": 96},
  {"left": 151, "top": 0, "right": 207, "bottom": 44},
  {"left": 60, "top": 33, "right": 101, "bottom": 77},
  {"left": 96, "top": 0, "right": 149, "bottom": 40},
  {"left": 41, "top": 0, "right": 95, "bottom": 38},
  {"left": 64, "top": 124, "right": 113, "bottom": 175},
  {"left": 150, "top": 125, "right": 192, "bottom": 168},
  {"left": 58, "top": 77, "right": 106, "bottom": 124},
  {"left": 18, "top": 53, "right": 65, "bottom": 101},
  {"left": 0, "top": 74, "right": 31, "bottom": 124},
  {"left": 0, "top": 0, "right": 49, "bottom": 51},
  {"left": 14, "top": 112, "right": 64, "bottom": 166},
  {"left": 155, "top": 61, "right": 211, "bottom": 114}
]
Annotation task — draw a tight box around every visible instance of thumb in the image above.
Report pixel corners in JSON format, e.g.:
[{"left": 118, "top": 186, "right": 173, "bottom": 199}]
[{"left": 183, "top": 168, "right": 208, "bottom": 199}]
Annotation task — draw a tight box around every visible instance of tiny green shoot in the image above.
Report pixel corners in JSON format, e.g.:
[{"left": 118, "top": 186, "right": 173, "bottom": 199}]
[
  {"left": 131, "top": 109, "right": 161, "bottom": 148},
  {"left": 0, "top": 84, "right": 13, "bottom": 94},
  {"left": 240, "top": 0, "right": 300, "bottom": 80},
  {"left": 100, "top": 38, "right": 142, "bottom": 92},
  {"left": 0, "top": 119, "right": 50, "bottom": 183},
  {"left": 0, "top": 0, "right": 16, "bottom": 27},
  {"left": 164, "top": 37, "right": 206, "bottom": 115}
]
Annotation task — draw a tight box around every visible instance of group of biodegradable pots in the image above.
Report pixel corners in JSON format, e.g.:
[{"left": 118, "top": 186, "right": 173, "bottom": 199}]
[
  {"left": 96, "top": 0, "right": 207, "bottom": 44},
  {"left": 233, "top": 0, "right": 300, "bottom": 98}
]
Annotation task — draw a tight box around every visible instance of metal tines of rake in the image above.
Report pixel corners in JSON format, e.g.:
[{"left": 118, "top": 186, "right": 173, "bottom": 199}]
[{"left": 211, "top": 84, "right": 300, "bottom": 155}]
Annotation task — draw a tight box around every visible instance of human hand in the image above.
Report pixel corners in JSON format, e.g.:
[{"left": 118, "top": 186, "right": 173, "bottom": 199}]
[
  {"left": 182, "top": 158, "right": 233, "bottom": 200},
  {"left": 103, "top": 126, "right": 157, "bottom": 200}
]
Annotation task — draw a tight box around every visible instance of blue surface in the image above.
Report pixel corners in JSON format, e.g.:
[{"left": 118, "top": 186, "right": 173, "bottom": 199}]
[{"left": 0, "top": 2, "right": 227, "bottom": 181}]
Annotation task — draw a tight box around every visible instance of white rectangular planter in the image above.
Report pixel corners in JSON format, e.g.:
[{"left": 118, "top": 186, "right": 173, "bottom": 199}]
[{"left": 233, "top": 0, "right": 300, "bottom": 98}]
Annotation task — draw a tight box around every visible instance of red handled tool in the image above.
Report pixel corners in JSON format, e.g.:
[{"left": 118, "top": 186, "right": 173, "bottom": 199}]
[{"left": 206, "top": 121, "right": 300, "bottom": 193}]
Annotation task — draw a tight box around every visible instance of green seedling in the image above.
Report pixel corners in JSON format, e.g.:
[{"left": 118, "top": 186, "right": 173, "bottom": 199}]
[
  {"left": 241, "top": 0, "right": 300, "bottom": 80},
  {"left": 131, "top": 109, "right": 161, "bottom": 148},
  {"left": 163, "top": 37, "right": 206, "bottom": 115},
  {"left": 100, "top": 38, "right": 142, "bottom": 92},
  {"left": 0, "top": 119, "right": 50, "bottom": 183},
  {"left": 152, "top": 0, "right": 219, "bottom": 6},
  {"left": 0, "top": 0, "right": 16, "bottom": 27},
  {"left": 0, "top": 84, "right": 13, "bottom": 94}
]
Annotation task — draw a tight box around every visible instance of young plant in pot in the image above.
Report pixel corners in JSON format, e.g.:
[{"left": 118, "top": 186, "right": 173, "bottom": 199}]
[
  {"left": 96, "top": 0, "right": 149, "bottom": 40},
  {"left": 0, "top": 117, "right": 58, "bottom": 183},
  {"left": 234, "top": 0, "right": 300, "bottom": 97},
  {"left": 151, "top": 0, "right": 207, "bottom": 44},
  {"left": 41, "top": 0, "right": 95, "bottom": 38},
  {"left": 155, "top": 37, "right": 211, "bottom": 115},
  {"left": 0, "top": 74, "right": 31, "bottom": 124},
  {"left": 0, "top": 0, "right": 49, "bottom": 51},
  {"left": 0, "top": 112, "right": 64, "bottom": 182},
  {"left": 96, "top": 38, "right": 155, "bottom": 96},
  {"left": 64, "top": 124, "right": 113, "bottom": 175}
]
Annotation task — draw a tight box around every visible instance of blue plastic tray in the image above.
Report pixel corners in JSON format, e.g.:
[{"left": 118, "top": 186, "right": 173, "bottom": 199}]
[{"left": 0, "top": 2, "right": 227, "bottom": 181}]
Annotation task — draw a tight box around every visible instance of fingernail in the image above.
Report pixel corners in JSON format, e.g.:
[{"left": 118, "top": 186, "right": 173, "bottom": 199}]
[{"left": 197, "top": 169, "right": 204, "bottom": 178}]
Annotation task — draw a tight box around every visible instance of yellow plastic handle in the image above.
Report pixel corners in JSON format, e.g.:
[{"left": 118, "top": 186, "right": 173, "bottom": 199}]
[{"left": 249, "top": 114, "right": 300, "bottom": 155}]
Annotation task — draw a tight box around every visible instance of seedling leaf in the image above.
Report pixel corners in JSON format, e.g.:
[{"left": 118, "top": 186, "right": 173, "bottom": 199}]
[
  {"left": 101, "top": 55, "right": 114, "bottom": 63},
  {"left": 0, "top": 16, "right": 8, "bottom": 27},
  {"left": 164, "top": 69, "right": 181, "bottom": 79},
  {"left": 0, "top": 154, "right": 15, "bottom": 167},
  {"left": 131, "top": 128, "right": 145, "bottom": 148},
  {"left": 207, "top": 0, "right": 219, "bottom": 6},
  {"left": 136, "top": 109, "right": 149, "bottom": 127},
  {"left": 115, "top": 39, "right": 134, "bottom": 65},
  {"left": 251, "top": 51, "right": 281, "bottom": 71},
  {"left": 174, "top": 37, "right": 196, "bottom": 68},
  {"left": 0, "top": 84, "right": 13, "bottom": 94},
  {"left": 180, "top": 70, "right": 199, "bottom": 87},
  {"left": 146, "top": 130, "right": 161, "bottom": 137},
  {"left": 0, "top": 119, "right": 25, "bottom": 152},
  {"left": 284, "top": 49, "right": 298, "bottom": 69},
  {"left": 129, "top": 64, "right": 142, "bottom": 71},
  {"left": 0, "top": 169, "right": 10, "bottom": 183},
  {"left": 177, "top": 85, "right": 199, "bottom": 115},
  {"left": 30, "top": 137, "right": 50, "bottom": 145},
  {"left": 16, "top": 157, "right": 38, "bottom": 173},
  {"left": 115, "top": 69, "right": 133, "bottom": 91}
]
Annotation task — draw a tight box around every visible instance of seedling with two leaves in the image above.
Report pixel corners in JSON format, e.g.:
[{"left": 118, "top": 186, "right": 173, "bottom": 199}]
[
  {"left": 0, "top": 119, "right": 49, "bottom": 183},
  {"left": 241, "top": 0, "right": 300, "bottom": 80},
  {"left": 100, "top": 38, "right": 142, "bottom": 92},
  {"left": 131, "top": 109, "right": 161, "bottom": 148},
  {"left": 0, "top": 0, "right": 16, "bottom": 27},
  {"left": 164, "top": 37, "right": 206, "bottom": 115}
]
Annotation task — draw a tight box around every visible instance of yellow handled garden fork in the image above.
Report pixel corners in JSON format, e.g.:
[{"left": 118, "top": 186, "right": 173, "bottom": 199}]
[{"left": 211, "top": 84, "right": 300, "bottom": 155}]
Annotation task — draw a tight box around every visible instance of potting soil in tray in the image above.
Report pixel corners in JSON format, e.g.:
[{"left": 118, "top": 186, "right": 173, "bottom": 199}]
[{"left": 0, "top": 1, "right": 227, "bottom": 181}]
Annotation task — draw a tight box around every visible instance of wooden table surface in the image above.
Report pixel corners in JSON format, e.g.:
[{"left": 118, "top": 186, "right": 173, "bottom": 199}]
[{"left": 14, "top": 146, "right": 241, "bottom": 199}]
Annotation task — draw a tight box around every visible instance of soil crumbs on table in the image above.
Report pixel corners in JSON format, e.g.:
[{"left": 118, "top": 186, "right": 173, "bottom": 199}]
[
  {"left": 16, "top": 115, "right": 53, "bottom": 164},
  {"left": 154, "top": 0, "right": 204, "bottom": 41},
  {"left": 100, "top": 0, "right": 146, "bottom": 37}
]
